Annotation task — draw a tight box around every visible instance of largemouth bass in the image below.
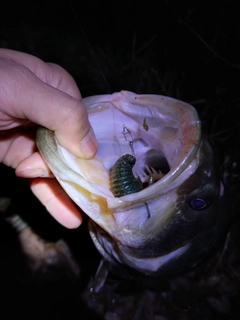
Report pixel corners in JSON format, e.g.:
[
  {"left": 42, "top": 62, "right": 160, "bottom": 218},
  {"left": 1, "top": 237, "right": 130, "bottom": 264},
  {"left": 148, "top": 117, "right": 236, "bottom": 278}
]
[{"left": 36, "top": 91, "right": 229, "bottom": 278}]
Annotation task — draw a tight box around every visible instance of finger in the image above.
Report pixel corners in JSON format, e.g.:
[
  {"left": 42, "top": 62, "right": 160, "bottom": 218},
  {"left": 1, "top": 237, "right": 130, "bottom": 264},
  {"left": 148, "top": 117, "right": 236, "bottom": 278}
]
[
  {"left": 45, "top": 62, "right": 82, "bottom": 100},
  {"left": 0, "top": 127, "right": 53, "bottom": 176},
  {"left": 30, "top": 178, "right": 82, "bottom": 229},
  {"left": 16, "top": 152, "right": 53, "bottom": 178},
  {"left": 0, "top": 52, "right": 98, "bottom": 158},
  {"left": 0, "top": 49, "right": 82, "bottom": 100},
  {"left": 26, "top": 80, "right": 97, "bottom": 159},
  {"left": 0, "top": 127, "right": 36, "bottom": 167}
]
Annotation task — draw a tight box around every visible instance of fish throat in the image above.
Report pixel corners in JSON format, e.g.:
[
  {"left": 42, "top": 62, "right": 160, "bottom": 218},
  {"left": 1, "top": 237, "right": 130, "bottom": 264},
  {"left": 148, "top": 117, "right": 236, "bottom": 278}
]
[
  {"left": 109, "top": 153, "right": 170, "bottom": 197},
  {"left": 109, "top": 123, "right": 170, "bottom": 198}
]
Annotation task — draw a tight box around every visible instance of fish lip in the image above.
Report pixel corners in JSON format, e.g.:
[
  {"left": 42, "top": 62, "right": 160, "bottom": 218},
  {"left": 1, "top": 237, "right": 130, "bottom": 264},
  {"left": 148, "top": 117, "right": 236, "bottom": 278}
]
[
  {"left": 36, "top": 92, "right": 228, "bottom": 277},
  {"left": 36, "top": 90, "right": 201, "bottom": 218},
  {"left": 107, "top": 143, "right": 202, "bottom": 210},
  {"left": 84, "top": 91, "right": 202, "bottom": 208}
]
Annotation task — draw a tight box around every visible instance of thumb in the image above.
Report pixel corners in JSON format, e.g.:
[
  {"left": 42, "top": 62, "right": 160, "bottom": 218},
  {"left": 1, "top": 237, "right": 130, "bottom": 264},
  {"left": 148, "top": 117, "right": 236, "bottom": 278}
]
[
  {"left": 53, "top": 97, "right": 98, "bottom": 159},
  {"left": 8, "top": 65, "right": 98, "bottom": 158}
]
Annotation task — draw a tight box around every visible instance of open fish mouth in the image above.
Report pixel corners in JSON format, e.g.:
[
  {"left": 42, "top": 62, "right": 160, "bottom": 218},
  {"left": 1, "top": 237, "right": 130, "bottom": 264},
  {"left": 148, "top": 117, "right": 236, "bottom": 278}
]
[{"left": 36, "top": 91, "right": 229, "bottom": 276}]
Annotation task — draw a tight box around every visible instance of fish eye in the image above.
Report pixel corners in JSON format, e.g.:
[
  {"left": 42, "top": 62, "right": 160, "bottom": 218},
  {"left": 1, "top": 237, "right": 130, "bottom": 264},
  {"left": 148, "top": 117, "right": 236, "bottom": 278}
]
[
  {"left": 187, "top": 186, "right": 215, "bottom": 210},
  {"left": 190, "top": 197, "right": 208, "bottom": 210}
]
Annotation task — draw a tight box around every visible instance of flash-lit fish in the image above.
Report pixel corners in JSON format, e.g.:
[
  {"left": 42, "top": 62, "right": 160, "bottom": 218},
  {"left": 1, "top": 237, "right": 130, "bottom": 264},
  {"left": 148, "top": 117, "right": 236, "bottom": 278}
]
[{"left": 36, "top": 91, "right": 230, "bottom": 279}]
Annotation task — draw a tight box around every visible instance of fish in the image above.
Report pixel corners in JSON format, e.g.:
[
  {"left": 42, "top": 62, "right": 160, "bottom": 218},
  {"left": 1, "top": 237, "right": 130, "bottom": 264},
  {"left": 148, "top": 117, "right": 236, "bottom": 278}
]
[{"left": 36, "top": 90, "right": 230, "bottom": 280}]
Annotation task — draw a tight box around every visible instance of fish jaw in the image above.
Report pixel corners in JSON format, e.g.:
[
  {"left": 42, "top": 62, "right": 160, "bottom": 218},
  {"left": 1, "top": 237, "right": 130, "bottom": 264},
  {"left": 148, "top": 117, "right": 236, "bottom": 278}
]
[
  {"left": 36, "top": 91, "right": 227, "bottom": 275},
  {"left": 36, "top": 91, "right": 201, "bottom": 229},
  {"left": 88, "top": 139, "right": 227, "bottom": 275}
]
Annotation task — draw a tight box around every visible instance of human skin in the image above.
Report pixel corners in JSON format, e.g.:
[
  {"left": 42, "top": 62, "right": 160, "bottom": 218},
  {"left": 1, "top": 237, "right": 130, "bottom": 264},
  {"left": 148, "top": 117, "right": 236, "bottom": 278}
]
[{"left": 0, "top": 49, "right": 98, "bottom": 228}]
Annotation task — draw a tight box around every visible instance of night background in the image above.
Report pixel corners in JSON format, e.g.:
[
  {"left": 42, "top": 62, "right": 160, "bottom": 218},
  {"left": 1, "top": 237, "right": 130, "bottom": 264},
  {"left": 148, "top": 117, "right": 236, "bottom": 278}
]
[{"left": 1, "top": 1, "right": 240, "bottom": 319}]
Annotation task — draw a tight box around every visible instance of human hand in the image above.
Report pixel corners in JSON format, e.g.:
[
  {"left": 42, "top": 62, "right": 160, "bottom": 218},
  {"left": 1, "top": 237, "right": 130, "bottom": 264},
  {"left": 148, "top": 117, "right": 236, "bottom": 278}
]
[{"left": 0, "top": 48, "right": 98, "bottom": 228}]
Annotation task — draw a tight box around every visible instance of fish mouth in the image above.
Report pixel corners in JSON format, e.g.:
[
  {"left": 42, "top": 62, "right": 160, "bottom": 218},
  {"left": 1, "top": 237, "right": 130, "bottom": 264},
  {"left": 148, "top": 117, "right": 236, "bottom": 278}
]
[
  {"left": 36, "top": 91, "right": 227, "bottom": 275},
  {"left": 82, "top": 91, "right": 201, "bottom": 207},
  {"left": 36, "top": 91, "right": 201, "bottom": 234}
]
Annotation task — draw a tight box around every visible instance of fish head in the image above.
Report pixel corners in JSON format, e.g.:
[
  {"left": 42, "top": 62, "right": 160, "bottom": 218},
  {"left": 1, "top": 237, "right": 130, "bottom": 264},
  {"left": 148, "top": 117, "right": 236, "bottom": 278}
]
[{"left": 36, "top": 91, "right": 229, "bottom": 276}]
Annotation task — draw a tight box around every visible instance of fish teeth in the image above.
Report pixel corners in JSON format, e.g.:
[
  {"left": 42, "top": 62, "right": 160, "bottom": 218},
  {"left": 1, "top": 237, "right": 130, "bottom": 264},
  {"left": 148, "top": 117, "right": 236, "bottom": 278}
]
[
  {"left": 133, "top": 165, "right": 164, "bottom": 184},
  {"left": 145, "top": 166, "right": 164, "bottom": 184}
]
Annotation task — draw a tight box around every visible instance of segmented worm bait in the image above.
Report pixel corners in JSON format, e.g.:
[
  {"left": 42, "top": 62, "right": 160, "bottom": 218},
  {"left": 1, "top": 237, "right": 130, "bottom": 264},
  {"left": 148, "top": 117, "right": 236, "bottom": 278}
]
[{"left": 110, "top": 154, "right": 143, "bottom": 197}]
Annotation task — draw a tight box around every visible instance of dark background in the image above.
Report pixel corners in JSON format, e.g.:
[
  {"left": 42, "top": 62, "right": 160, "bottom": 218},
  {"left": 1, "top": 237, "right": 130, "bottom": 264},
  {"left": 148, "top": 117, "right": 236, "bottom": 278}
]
[{"left": 1, "top": 1, "right": 240, "bottom": 319}]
